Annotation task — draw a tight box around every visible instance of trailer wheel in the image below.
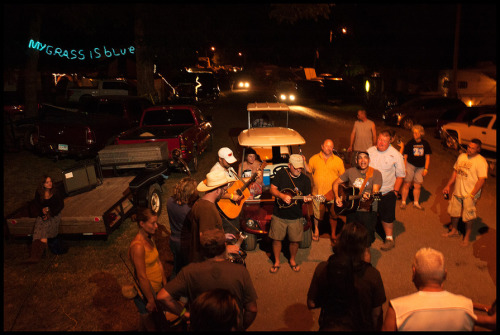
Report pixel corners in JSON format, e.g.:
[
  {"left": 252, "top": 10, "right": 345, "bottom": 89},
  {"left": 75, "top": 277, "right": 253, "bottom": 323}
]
[{"left": 148, "top": 184, "right": 162, "bottom": 215}]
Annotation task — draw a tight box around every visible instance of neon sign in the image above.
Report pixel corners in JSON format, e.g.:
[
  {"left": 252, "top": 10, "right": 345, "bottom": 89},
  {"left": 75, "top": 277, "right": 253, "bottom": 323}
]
[{"left": 28, "top": 39, "right": 135, "bottom": 61}]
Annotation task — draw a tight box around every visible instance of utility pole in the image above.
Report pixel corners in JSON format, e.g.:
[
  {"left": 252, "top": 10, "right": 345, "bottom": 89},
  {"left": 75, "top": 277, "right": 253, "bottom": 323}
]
[{"left": 450, "top": 4, "right": 461, "bottom": 99}]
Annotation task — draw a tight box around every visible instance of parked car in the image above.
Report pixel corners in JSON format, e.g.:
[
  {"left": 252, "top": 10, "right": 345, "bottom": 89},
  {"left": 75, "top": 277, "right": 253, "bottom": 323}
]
[
  {"left": 66, "top": 79, "right": 133, "bottom": 103},
  {"left": 33, "top": 95, "right": 152, "bottom": 159},
  {"left": 383, "top": 96, "right": 466, "bottom": 129},
  {"left": 441, "top": 113, "right": 496, "bottom": 152},
  {"left": 295, "top": 79, "right": 326, "bottom": 103},
  {"left": 115, "top": 104, "right": 213, "bottom": 172},
  {"left": 434, "top": 105, "right": 495, "bottom": 138},
  {"left": 237, "top": 103, "right": 312, "bottom": 251}
]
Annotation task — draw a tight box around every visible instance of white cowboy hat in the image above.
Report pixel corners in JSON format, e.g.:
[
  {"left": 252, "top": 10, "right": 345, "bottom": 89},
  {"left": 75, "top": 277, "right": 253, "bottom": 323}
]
[{"left": 197, "top": 170, "right": 236, "bottom": 192}]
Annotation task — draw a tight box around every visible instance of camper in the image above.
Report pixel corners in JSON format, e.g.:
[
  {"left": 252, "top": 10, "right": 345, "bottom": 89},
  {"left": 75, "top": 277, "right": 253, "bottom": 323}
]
[{"left": 439, "top": 65, "right": 496, "bottom": 107}]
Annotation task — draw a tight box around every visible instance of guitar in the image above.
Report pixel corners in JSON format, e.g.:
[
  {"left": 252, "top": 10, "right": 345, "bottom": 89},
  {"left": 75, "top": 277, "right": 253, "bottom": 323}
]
[
  {"left": 217, "top": 162, "right": 267, "bottom": 219},
  {"left": 226, "top": 232, "right": 248, "bottom": 266},
  {"left": 276, "top": 188, "right": 326, "bottom": 209},
  {"left": 334, "top": 183, "right": 381, "bottom": 215}
]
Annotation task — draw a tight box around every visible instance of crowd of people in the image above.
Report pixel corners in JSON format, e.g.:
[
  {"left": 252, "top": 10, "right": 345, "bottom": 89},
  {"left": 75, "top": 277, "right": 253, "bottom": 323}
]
[{"left": 26, "top": 109, "right": 493, "bottom": 331}]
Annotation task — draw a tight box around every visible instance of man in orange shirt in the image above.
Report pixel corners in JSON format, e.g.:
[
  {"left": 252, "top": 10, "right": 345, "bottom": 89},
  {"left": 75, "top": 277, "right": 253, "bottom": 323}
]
[{"left": 304, "top": 139, "right": 345, "bottom": 244}]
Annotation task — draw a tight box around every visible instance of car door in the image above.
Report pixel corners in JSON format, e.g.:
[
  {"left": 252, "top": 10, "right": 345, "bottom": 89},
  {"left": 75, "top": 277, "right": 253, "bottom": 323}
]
[{"left": 461, "top": 115, "right": 494, "bottom": 149}]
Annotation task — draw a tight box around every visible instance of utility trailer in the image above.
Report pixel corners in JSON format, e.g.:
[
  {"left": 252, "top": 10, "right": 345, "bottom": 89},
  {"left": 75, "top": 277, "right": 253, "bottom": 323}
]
[{"left": 5, "top": 142, "right": 188, "bottom": 238}]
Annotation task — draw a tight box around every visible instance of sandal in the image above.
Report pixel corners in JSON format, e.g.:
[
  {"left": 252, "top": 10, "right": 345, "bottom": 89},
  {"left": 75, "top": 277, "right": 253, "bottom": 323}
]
[
  {"left": 290, "top": 264, "right": 301, "bottom": 272},
  {"left": 269, "top": 265, "right": 280, "bottom": 273},
  {"left": 442, "top": 231, "right": 460, "bottom": 238}
]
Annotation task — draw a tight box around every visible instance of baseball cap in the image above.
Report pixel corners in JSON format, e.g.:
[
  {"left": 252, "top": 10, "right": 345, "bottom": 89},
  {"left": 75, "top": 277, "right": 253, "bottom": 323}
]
[
  {"left": 218, "top": 147, "right": 237, "bottom": 164},
  {"left": 289, "top": 154, "right": 304, "bottom": 169}
]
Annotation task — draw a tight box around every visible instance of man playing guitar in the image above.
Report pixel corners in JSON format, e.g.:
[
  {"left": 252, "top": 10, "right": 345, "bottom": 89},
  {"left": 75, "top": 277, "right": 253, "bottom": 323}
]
[
  {"left": 269, "top": 154, "right": 312, "bottom": 274},
  {"left": 332, "top": 151, "right": 382, "bottom": 254}
]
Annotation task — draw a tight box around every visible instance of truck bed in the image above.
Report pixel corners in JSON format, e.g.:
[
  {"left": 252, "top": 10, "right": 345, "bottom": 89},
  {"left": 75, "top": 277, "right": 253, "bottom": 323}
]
[{"left": 6, "top": 176, "right": 135, "bottom": 237}]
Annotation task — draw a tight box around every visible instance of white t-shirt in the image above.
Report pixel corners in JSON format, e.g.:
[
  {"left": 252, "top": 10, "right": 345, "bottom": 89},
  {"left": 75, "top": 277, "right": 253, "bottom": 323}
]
[
  {"left": 453, "top": 153, "right": 488, "bottom": 198},
  {"left": 390, "top": 290, "right": 476, "bottom": 331},
  {"left": 367, "top": 145, "right": 406, "bottom": 194},
  {"left": 210, "top": 162, "right": 238, "bottom": 179}
]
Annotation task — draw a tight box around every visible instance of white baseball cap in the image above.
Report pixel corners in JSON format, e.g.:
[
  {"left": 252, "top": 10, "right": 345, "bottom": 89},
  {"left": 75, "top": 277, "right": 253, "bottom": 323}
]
[{"left": 218, "top": 147, "right": 237, "bottom": 164}]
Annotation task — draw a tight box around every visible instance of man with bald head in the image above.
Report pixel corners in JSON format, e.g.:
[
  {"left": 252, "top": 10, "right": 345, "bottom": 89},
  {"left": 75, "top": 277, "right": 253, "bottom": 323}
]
[
  {"left": 304, "top": 139, "right": 345, "bottom": 245},
  {"left": 382, "top": 247, "right": 477, "bottom": 331},
  {"left": 348, "top": 109, "right": 376, "bottom": 168}
]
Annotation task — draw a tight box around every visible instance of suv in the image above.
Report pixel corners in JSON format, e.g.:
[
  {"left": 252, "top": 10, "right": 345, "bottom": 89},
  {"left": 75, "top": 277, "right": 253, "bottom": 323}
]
[
  {"left": 237, "top": 102, "right": 313, "bottom": 251},
  {"left": 383, "top": 96, "right": 466, "bottom": 129}
]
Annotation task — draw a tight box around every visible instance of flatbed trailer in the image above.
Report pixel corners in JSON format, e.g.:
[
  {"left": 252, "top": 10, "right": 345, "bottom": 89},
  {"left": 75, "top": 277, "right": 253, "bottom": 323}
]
[
  {"left": 5, "top": 145, "right": 188, "bottom": 238},
  {"left": 6, "top": 176, "right": 135, "bottom": 237}
]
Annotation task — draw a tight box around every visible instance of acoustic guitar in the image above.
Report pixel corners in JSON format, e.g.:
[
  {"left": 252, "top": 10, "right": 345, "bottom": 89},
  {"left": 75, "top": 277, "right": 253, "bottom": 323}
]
[
  {"left": 334, "top": 183, "right": 381, "bottom": 215},
  {"left": 276, "top": 188, "right": 326, "bottom": 209},
  {"left": 217, "top": 161, "right": 267, "bottom": 219}
]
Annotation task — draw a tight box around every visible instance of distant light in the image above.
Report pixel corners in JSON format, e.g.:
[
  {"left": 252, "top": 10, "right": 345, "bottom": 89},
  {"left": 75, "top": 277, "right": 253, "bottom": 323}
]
[
  {"left": 280, "top": 94, "right": 287, "bottom": 101},
  {"left": 365, "top": 80, "right": 370, "bottom": 93},
  {"left": 238, "top": 52, "right": 242, "bottom": 56},
  {"left": 468, "top": 100, "right": 473, "bottom": 107},
  {"left": 211, "top": 46, "right": 215, "bottom": 51},
  {"left": 342, "top": 27, "right": 347, "bottom": 34},
  {"left": 289, "top": 95, "right": 295, "bottom": 101}
]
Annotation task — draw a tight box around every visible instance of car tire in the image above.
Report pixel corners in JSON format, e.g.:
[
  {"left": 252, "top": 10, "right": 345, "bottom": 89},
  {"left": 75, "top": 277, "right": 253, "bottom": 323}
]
[
  {"left": 243, "top": 233, "right": 257, "bottom": 251},
  {"left": 148, "top": 184, "right": 162, "bottom": 215},
  {"left": 402, "top": 117, "right": 414, "bottom": 130},
  {"left": 445, "top": 131, "right": 460, "bottom": 151},
  {"left": 24, "top": 127, "right": 38, "bottom": 151},
  {"left": 299, "top": 227, "right": 312, "bottom": 249}
]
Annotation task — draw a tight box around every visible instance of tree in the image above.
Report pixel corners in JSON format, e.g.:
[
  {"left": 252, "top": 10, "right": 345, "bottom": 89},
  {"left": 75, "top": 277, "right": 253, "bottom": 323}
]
[{"left": 269, "top": 4, "right": 332, "bottom": 24}]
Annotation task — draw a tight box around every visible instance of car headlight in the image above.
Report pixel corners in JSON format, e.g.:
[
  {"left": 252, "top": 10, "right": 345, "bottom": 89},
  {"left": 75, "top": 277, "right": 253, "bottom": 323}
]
[
  {"left": 280, "top": 94, "right": 287, "bottom": 101},
  {"left": 244, "top": 82, "right": 250, "bottom": 88},
  {"left": 245, "top": 219, "right": 259, "bottom": 229},
  {"left": 289, "top": 94, "right": 295, "bottom": 101},
  {"left": 238, "top": 82, "right": 244, "bottom": 88}
]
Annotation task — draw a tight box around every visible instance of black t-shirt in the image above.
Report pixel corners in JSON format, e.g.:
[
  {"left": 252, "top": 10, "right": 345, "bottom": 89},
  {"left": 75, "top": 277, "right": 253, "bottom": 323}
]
[
  {"left": 271, "top": 167, "right": 312, "bottom": 220},
  {"left": 403, "top": 138, "right": 432, "bottom": 168}
]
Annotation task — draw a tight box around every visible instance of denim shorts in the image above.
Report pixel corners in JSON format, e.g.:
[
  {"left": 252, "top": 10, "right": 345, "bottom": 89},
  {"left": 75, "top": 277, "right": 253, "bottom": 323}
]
[{"left": 404, "top": 162, "right": 424, "bottom": 184}]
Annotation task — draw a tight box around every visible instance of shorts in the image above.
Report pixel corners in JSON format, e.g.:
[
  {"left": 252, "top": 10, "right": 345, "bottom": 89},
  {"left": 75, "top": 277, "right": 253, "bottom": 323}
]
[
  {"left": 269, "top": 215, "right": 304, "bottom": 242},
  {"left": 378, "top": 191, "right": 397, "bottom": 223},
  {"left": 404, "top": 162, "right": 424, "bottom": 184},
  {"left": 447, "top": 194, "right": 478, "bottom": 222},
  {"left": 312, "top": 198, "right": 334, "bottom": 220},
  {"left": 133, "top": 287, "right": 159, "bottom": 315}
]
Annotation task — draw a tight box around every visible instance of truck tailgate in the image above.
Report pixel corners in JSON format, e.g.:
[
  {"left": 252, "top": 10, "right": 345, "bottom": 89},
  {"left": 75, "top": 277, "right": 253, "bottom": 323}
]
[{"left": 117, "top": 125, "right": 192, "bottom": 140}]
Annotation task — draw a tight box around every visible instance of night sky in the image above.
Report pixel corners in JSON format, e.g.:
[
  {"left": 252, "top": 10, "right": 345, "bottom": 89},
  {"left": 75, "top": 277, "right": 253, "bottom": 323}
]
[{"left": 3, "top": 3, "right": 496, "bottom": 72}]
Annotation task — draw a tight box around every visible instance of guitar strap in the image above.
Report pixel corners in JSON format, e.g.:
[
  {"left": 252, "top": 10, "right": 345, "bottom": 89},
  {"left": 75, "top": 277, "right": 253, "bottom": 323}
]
[
  {"left": 285, "top": 169, "right": 300, "bottom": 194},
  {"left": 359, "top": 167, "right": 374, "bottom": 194}
]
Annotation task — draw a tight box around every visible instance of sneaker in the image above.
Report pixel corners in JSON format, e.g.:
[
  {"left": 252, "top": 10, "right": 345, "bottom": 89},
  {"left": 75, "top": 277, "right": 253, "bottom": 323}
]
[
  {"left": 413, "top": 203, "right": 424, "bottom": 210},
  {"left": 400, "top": 202, "right": 406, "bottom": 209},
  {"left": 381, "top": 239, "right": 395, "bottom": 251}
]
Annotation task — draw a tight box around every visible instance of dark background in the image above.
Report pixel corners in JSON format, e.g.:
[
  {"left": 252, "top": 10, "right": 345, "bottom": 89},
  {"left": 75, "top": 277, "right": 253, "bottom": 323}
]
[{"left": 3, "top": 4, "right": 496, "bottom": 72}]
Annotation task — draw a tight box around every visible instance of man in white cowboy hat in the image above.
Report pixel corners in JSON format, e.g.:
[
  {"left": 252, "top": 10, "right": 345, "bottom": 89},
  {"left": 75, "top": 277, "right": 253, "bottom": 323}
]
[
  {"left": 210, "top": 147, "right": 243, "bottom": 202},
  {"left": 181, "top": 170, "right": 239, "bottom": 264}
]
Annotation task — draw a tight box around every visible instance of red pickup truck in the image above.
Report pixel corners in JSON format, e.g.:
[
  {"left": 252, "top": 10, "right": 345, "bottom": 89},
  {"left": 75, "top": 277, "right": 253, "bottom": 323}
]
[{"left": 114, "top": 105, "right": 213, "bottom": 172}]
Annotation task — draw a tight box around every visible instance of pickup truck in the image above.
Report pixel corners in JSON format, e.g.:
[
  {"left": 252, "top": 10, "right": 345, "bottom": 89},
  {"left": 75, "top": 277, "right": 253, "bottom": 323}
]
[
  {"left": 441, "top": 113, "right": 496, "bottom": 152},
  {"left": 33, "top": 95, "right": 153, "bottom": 159},
  {"left": 115, "top": 105, "right": 213, "bottom": 172},
  {"left": 66, "top": 79, "right": 133, "bottom": 103}
]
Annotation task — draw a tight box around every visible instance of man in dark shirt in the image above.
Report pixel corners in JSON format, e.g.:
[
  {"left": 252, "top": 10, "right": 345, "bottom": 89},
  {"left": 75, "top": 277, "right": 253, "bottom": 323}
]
[{"left": 269, "top": 154, "right": 312, "bottom": 273}]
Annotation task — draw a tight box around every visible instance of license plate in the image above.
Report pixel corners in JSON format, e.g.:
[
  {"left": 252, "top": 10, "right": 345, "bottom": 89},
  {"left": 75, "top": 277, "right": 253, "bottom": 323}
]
[{"left": 58, "top": 144, "right": 68, "bottom": 151}]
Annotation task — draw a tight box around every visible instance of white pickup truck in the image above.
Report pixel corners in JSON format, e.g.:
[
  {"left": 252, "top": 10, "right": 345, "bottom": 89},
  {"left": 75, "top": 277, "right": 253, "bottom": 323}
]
[{"left": 66, "top": 79, "right": 131, "bottom": 103}]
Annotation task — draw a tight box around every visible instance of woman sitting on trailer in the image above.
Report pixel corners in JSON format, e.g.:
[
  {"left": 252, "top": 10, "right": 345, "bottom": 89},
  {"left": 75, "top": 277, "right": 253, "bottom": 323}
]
[
  {"left": 26, "top": 174, "right": 64, "bottom": 264},
  {"left": 129, "top": 207, "right": 168, "bottom": 331},
  {"left": 237, "top": 147, "right": 263, "bottom": 198}
]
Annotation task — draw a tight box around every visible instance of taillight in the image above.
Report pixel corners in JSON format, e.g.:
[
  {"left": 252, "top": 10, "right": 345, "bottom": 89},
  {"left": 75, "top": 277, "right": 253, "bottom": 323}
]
[
  {"left": 179, "top": 135, "right": 187, "bottom": 155},
  {"left": 85, "top": 127, "right": 95, "bottom": 145}
]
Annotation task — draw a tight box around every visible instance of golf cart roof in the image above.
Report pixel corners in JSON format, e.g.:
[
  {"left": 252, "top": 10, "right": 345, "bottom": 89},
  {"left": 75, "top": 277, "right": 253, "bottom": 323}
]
[
  {"left": 238, "top": 127, "right": 306, "bottom": 147},
  {"left": 246, "top": 102, "right": 290, "bottom": 129},
  {"left": 247, "top": 102, "right": 290, "bottom": 112}
]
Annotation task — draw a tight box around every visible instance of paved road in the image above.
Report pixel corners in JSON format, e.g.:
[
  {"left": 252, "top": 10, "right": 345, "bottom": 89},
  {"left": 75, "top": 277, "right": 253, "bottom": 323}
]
[{"left": 188, "top": 89, "right": 496, "bottom": 331}]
